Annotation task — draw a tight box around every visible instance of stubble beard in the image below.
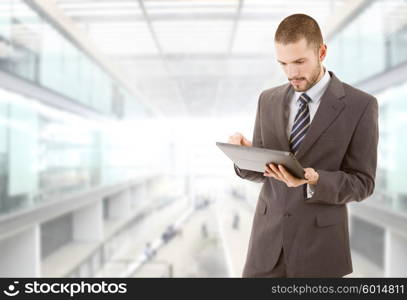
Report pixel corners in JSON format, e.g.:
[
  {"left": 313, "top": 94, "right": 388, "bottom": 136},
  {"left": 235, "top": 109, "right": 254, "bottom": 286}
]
[{"left": 291, "top": 62, "right": 323, "bottom": 92}]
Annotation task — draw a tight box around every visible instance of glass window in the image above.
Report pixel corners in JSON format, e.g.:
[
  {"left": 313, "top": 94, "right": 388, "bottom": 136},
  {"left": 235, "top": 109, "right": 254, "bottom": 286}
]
[
  {"left": 327, "top": 0, "right": 403, "bottom": 84},
  {"left": 375, "top": 81, "right": 407, "bottom": 213},
  {"left": 0, "top": 1, "right": 11, "bottom": 39},
  {"left": 39, "top": 24, "right": 64, "bottom": 92}
]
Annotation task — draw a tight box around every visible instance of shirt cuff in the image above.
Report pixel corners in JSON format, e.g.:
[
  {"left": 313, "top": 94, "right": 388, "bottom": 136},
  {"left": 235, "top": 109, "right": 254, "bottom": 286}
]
[{"left": 306, "top": 184, "right": 315, "bottom": 199}]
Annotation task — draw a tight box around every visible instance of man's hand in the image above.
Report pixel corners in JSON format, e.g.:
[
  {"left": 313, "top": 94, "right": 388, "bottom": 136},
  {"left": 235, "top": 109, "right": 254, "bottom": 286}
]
[
  {"left": 228, "top": 132, "right": 252, "bottom": 147},
  {"left": 264, "top": 163, "right": 319, "bottom": 187}
]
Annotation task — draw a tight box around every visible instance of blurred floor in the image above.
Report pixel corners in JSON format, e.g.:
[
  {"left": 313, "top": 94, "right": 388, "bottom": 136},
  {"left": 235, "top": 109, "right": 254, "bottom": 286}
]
[
  {"left": 133, "top": 201, "right": 229, "bottom": 277},
  {"left": 95, "top": 196, "right": 190, "bottom": 277},
  {"left": 94, "top": 191, "right": 383, "bottom": 278}
]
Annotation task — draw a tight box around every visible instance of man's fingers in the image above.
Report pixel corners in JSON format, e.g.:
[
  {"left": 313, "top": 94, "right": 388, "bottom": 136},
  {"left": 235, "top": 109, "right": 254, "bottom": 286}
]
[
  {"left": 228, "top": 132, "right": 254, "bottom": 147},
  {"left": 264, "top": 165, "right": 277, "bottom": 177},
  {"left": 228, "top": 132, "right": 244, "bottom": 145},
  {"left": 304, "top": 167, "right": 319, "bottom": 184},
  {"left": 269, "top": 164, "right": 284, "bottom": 180},
  {"left": 266, "top": 164, "right": 309, "bottom": 187},
  {"left": 278, "top": 165, "right": 307, "bottom": 186},
  {"left": 269, "top": 164, "right": 285, "bottom": 181},
  {"left": 278, "top": 165, "right": 294, "bottom": 181},
  {"left": 242, "top": 137, "right": 252, "bottom": 147},
  {"left": 264, "top": 165, "right": 282, "bottom": 181},
  {"left": 304, "top": 168, "right": 316, "bottom": 180},
  {"left": 277, "top": 165, "right": 295, "bottom": 186},
  {"left": 265, "top": 164, "right": 312, "bottom": 187}
]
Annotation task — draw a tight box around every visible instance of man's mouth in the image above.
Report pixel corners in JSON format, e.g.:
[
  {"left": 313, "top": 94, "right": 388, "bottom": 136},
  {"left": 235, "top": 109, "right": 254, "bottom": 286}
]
[{"left": 291, "top": 79, "right": 304, "bottom": 85}]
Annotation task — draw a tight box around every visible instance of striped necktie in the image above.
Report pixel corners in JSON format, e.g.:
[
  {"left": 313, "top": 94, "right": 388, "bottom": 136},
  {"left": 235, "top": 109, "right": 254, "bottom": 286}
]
[{"left": 289, "top": 93, "right": 311, "bottom": 155}]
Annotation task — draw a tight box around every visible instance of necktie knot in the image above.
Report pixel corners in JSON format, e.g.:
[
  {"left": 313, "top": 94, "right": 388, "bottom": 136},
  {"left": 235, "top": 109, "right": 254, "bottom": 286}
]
[{"left": 299, "top": 93, "right": 311, "bottom": 105}]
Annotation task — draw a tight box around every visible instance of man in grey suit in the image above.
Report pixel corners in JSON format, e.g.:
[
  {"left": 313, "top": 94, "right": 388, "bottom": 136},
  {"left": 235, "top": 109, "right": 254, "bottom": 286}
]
[{"left": 229, "top": 14, "right": 379, "bottom": 277}]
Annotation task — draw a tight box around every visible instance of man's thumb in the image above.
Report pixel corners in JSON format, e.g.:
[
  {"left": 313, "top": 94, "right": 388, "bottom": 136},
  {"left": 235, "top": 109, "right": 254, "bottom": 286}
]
[{"left": 242, "top": 137, "right": 252, "bottom": 146}]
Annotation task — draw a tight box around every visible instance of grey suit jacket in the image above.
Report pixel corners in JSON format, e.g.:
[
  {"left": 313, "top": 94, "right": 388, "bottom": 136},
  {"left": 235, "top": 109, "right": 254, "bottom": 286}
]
[{"left": 234, "top": 71, "right": 379, "bottom": 277}]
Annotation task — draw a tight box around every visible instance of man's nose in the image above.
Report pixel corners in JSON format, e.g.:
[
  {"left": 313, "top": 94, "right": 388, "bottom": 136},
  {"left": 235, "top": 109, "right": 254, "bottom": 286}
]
[{"left": 287, "top": 64, "right": 300, "bottom": 78}]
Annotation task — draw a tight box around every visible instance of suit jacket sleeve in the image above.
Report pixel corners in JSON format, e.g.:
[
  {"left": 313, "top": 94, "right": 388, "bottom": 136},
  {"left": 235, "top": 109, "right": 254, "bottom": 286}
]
[
  {"left": 233, "top": 91, "right": 267, "bottom": 183},
  {"left": 306, "top": 97, "right": 379, "bottom": 205}
]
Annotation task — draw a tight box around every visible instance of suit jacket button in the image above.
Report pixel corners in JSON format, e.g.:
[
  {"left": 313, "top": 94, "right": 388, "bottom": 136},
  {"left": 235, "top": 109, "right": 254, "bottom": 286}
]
[{"left": 284, "top": 213, "right": 291, "bottom": 217}]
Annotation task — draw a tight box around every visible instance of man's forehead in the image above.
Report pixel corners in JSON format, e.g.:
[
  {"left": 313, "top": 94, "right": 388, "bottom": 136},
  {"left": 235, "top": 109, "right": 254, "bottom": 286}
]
[
  {"left": 275, "top": 41, "right": 315, "bottom": 62},
  {"left": 275, "top": 37, "right": 309, "bottom": 49}
]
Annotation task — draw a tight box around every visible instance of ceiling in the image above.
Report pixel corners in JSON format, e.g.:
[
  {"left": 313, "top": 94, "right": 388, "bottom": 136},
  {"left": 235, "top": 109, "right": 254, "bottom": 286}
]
[{"left": 54, "top": 0, "right": 348, "bottom": 118}]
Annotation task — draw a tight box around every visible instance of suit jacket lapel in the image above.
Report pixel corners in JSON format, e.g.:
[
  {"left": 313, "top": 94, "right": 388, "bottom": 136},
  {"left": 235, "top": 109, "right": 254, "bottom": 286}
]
[
  {"left": 272, "top": 83, "right": 291, "bottom": 152},
  {"left": 295, "top": 71, "right": 346, "bottom": 160}
]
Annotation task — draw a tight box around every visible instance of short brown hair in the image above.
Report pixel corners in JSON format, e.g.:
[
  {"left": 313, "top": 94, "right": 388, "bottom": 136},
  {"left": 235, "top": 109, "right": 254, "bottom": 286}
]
[{"left": 274, "top": 14, "right": 323, "bottom": 50}]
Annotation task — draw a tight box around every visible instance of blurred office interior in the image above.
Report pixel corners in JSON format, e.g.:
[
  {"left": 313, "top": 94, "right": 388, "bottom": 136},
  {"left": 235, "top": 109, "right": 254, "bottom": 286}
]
[{"left": 0, "top": 0, "right": 407, "bottom": 277}]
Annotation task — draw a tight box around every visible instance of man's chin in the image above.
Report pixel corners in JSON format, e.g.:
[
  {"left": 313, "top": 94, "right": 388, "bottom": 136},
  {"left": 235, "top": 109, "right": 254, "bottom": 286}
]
[
  {"left": 290, "top": 80, "right": 311, "bottom": 92},
  {"left": 291, "top": 84, "right": 307, "bottom": 92}
]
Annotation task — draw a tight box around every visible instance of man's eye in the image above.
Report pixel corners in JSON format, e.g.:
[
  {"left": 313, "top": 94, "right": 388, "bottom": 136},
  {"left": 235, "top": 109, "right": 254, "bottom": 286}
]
[{"left": 296, "top": 61, "right": 304, "bottom": 64}]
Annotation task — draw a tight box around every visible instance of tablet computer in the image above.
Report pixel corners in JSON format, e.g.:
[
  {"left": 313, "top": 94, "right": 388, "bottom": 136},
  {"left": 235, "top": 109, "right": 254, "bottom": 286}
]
[{"left": 216, "top": 142, "right": 305, "bottom": 179}]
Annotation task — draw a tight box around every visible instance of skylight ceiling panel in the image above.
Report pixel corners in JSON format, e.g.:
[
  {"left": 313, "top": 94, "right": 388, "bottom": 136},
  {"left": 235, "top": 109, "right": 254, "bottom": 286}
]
[
  {"left": 57, "top": 1, "right": 140, "bottom": 10},
  {"left": 231, "top": 21, "right": 276, "bottom": 54},
  {"left": 225, "top": 58, "right": 276, "bottom": 76},
  {"left": 381, "top": 0, "right": 407, "bottom": 34},
  {"left": 166, "top": 59, "right": 230, "bottom": 77},
  {"left": 88, "top": 22, "right": 159, "bottom": 55},
  {"left": 94, "top": 40, "right": 158, "bottom": 55},
  {"left": 147, "top": 7, "right": 236, "bottom": 15},
  {"left": 241, "top": 0, "right": 345, "bottom": 23},
  {"left": 241, "top": 0, "right": 287, "bottom": 14},
  {"left": 145, "top": 0, "right": 239, "bottom": 9},
  {"left": 64, "top": 10, "right": 143, "bottom": 17},
  {"left": 145, "top": 0, "right": 238, "bottom": 17},
  {"left": 115, "top": 60, "right": 169, "bottom": 77},
  {"left": 56, "top": 0, "right": 142, "bottom": 18},
  {"left": 154, "top": 20, "right": 233, "bottom": 53},
  {"left": 89, "top": 38, "right": 159, "bottom": 55}
]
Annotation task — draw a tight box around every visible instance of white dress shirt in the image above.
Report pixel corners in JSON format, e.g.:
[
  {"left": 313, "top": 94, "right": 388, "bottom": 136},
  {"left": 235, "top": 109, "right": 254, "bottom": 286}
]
[{"left": 286, "top": 67, "right": 331, "bottom": 198}]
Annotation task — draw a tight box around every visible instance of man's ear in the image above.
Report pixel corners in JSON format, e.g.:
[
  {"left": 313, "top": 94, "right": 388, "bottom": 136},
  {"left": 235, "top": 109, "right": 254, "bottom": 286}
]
[{"left": 319, "top": 44, "right": 327, "bottom": 61}]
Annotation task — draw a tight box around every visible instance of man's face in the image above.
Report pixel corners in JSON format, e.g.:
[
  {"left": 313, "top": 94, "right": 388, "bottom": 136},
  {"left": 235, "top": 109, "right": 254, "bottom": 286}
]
[{"left": 275, "top": 38, "right": 326, "bottom": 92}]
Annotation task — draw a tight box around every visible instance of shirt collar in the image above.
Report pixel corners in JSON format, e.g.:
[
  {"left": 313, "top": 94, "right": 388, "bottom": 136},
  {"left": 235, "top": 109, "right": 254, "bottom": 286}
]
[{"left": 294, "top": 67, "right": 330, "bottom": 104}]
